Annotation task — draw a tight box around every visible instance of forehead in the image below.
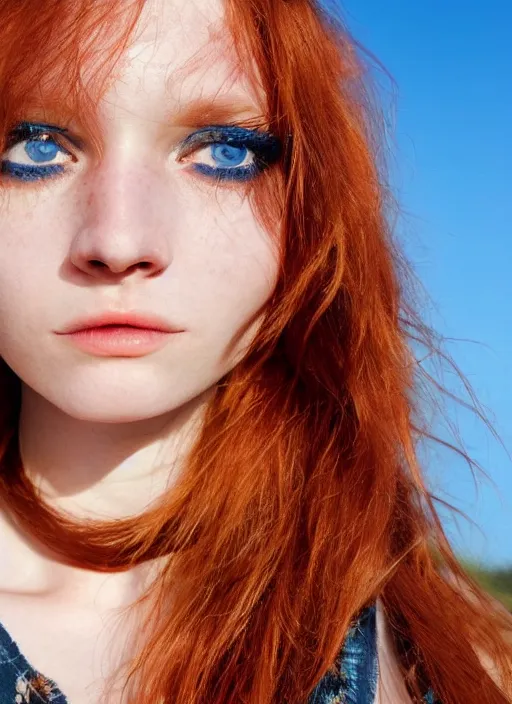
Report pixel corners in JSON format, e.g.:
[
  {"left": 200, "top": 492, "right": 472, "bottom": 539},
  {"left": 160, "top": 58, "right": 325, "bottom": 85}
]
[
  {"left": 105, "top": 0, "right": 263, "bottom": 119},
  {"left": 131, "top": 0, "right": 226, "bottom": 80},
  {"left": 135, "top": 0, "right": 225, "bottom": 52},
  {"left": 13, "top": 0, "right": 263, "bottom": 129}
]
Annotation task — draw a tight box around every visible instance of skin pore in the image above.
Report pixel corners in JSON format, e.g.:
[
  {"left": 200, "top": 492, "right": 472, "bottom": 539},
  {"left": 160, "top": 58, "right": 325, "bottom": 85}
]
[{"left": 0, "top": 0, "right": 279, "bottom": 701}]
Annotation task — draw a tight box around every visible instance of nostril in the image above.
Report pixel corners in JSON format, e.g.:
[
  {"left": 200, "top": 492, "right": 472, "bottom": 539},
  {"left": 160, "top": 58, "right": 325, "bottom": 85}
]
[{"left": 83, "top": 259, "right": 158, "bottom": 275}]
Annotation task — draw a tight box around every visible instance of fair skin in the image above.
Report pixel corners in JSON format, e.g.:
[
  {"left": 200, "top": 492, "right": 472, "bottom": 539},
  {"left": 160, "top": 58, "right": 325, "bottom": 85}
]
[{"left": 0, "top": 0, "right": 410, "bottom": 702}]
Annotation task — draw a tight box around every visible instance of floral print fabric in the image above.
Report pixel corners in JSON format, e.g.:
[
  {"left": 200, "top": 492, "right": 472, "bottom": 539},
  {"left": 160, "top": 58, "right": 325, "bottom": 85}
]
[
  {"left": 0, "top": 605, "right": 433, "bottom": 703},
  {"left": 0, "top": 624, "right": 65, "bottom": 703}
]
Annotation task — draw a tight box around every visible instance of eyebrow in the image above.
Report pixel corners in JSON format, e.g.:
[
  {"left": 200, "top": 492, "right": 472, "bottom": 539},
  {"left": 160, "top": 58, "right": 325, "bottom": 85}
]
[
  {"left": 9, "top": 96, "right": 269, "bottom": 147},
  {"left": 171, "top": 97, "right": 267, "bottom": 128}
]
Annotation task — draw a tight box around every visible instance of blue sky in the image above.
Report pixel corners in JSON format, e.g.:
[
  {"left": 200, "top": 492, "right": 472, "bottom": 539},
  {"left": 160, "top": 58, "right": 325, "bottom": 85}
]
[{"left": 330, "top": 1, "right": 512, "bottom": 564}]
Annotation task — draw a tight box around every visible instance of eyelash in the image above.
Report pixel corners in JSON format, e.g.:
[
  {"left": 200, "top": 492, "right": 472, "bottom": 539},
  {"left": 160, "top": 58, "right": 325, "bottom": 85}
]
[{"left": 0, "top": 122, "right": 282, "bottom": 184}]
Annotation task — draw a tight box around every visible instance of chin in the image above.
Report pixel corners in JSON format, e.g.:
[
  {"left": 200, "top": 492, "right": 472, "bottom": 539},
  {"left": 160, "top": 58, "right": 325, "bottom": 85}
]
[
  {"left": 19, "top": 366, "right": 214, "bottom": 425},
  {"left": 57, "top": 402, "right": 171, "bottom": 424},
  {"left": 56, "top": 383, "right": 204, "bottom": 424}
]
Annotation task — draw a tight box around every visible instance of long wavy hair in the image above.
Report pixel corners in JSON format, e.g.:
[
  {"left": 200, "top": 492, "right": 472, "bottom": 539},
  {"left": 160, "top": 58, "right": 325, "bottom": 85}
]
[{"left": 0, "top": 1, "right": 510, "bottom": 703}]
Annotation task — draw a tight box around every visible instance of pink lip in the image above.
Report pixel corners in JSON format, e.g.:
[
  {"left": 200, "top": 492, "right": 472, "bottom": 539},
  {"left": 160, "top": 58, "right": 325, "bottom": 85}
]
[{"left": 55, "top": 312, "right": 184, "bottom": 358}]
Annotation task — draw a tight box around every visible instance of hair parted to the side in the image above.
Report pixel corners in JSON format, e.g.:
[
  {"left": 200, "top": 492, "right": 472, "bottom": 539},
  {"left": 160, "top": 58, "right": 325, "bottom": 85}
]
[{"left": 0, "top": 1, "right": 510, "bottom": 703}]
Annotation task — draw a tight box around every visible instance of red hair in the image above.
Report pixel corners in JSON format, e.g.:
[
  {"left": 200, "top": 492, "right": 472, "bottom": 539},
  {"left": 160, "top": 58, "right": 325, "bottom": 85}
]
[{"left": 0, "top": 1, "right": 511, "bottom": 702}]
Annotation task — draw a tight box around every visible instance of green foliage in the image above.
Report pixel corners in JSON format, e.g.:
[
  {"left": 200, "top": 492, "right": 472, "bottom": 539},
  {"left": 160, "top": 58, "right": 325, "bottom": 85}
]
[{"left": 463, "top": 562, "right": 512, "bottom": 611}]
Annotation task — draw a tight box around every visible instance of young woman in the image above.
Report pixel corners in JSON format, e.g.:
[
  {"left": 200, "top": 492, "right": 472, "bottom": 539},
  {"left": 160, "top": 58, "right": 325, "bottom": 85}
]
[{"left": 0, "top": 0, "right": 510, "bottom": 702}]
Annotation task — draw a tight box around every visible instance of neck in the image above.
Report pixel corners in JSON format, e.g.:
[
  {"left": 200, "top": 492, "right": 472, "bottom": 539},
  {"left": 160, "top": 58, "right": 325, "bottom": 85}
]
[{"left": 18, "top": 384, "right": 210, "bottom": 520}]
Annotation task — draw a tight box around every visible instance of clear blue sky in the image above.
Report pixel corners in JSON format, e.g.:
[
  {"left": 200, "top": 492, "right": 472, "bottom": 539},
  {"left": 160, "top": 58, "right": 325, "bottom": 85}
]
[{"left": 328, "top": 1, "right": 512, "bottom": 565}]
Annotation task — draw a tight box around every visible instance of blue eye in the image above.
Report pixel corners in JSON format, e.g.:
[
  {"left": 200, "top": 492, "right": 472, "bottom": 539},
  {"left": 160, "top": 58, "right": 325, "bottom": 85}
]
[
  {"left": 211, "top": 144, "right": 248, "bottom": 168},
  {"left": 178, "top": 126, "right": 282, "bottom": 183},
  {"left": 1, "top": 122, "right": 283, "bottom": 185},
  {"left": 25, "top": 138, "right": 61, "bottom": 163},
  {"left": 1, "top": 123, "right": 72, "bottom": 182}
]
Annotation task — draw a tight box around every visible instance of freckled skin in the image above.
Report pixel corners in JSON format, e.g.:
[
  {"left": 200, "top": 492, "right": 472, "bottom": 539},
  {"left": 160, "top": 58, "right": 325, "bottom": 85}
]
[
  {"left": 0, "top": 1, "right": 281, "bottom": 703},
  {"left": 0, "top": 0, "right": 279, "bottom": 424}
]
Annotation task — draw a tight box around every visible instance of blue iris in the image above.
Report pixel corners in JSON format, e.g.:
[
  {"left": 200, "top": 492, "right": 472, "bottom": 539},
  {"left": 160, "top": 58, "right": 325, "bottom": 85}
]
[
  {"left": 25, "top": 138, "right": 61, "bottom": 163},
  {"left": 183, "top": 126, "right": 281, "bottom": 183},
  {"left": 1, "top": 123, "right": 69, "bottom": 182},
  {"left": 211, "top": 144, "right": 247, "bottom": 168},
  {"left": 1, "top": 121, "right": 282, "bottom": 184}
]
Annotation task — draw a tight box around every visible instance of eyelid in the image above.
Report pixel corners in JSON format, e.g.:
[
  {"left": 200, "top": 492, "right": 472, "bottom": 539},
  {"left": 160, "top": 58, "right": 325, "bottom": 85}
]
[
  {"left": 6, "top": 122, "right": 82, "bottom": 153},
  {"left": 6, "top": 122, "right": 278, "bottom": 154},
  {"left": 1, "top": 121, "right": 282, "bottom": 186},
  {"left": 175, "top": 125, "right": 282, "bottom": 163}
]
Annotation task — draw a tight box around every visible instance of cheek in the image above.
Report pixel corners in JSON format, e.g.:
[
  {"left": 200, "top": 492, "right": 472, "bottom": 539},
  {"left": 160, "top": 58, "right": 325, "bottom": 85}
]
[
  {"left": 0, "top": 182, "right": 279, "bottom": 370},
  {"left": 0, "top": 185, "right": 278, "bottom": 421},
  {"left": 177, "top": 193, "right": 280, "bottom": 334},
  {"left": 0, "top": 202, "right": 61, "bottom": 326}
]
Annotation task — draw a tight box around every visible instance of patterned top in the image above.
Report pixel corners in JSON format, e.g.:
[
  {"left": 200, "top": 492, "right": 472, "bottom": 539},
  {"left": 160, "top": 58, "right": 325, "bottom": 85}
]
[
  {"left": 0, "top": 605, "right": 434, "bottom": 703},
  {"left": 0, "top": 619, "right": 66, "bottom": 704}
]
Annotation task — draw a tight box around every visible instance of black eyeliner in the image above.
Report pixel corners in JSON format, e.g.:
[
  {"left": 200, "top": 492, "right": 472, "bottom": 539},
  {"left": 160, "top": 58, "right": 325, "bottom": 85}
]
[
  {"left": 179, "top": 125, "right": 282, "bottom": 166},
  {"left": 6, "top": 122, "right": 82, "bottom": 150}
]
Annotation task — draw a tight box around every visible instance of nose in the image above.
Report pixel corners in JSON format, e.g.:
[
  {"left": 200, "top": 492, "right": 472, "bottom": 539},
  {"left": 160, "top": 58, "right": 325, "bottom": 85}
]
[{"left": 69, "top": 155, "right": 172, "bottom": 281}]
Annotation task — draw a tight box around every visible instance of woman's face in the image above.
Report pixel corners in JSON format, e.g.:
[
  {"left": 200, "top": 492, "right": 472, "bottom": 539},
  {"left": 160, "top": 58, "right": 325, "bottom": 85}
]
[{"left": 0, "top": 0, "right": 280, "bottom": 422}]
